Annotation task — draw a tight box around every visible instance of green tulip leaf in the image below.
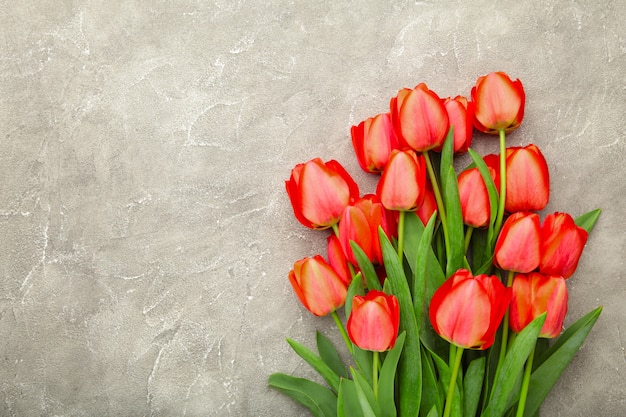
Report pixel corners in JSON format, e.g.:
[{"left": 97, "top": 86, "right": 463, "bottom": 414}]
[
  {"left": 574, "top": 208, "right": 601, "bottom": 233},
  {"left": 351, "top": 240, "right": 383, "bottom": 292},
  {"left": 442, "top": 164, "right": 466, "bottom": 276},
  {"left": 463, "top": 355, "right": 486, "bottom": 417},
  {"left": 350, "top": 367, "right": 380, "bottom": 417},
  {"left": 482, "top": 313, "right": 546, "bottom": 417},
  {"left": 467, "top": 148, "right": 500, "bottom": 269},
  {"left": 378, "top": 331, "right": 406, "bottom": 417},
  {"left": 402, "top": 212, "right": 448, "bottom": 358},
  {"left": 420, "top": 345, "right": 443, "bottom": 416},
  {"left": 346, "top": 271, "right": 365, "bottom": 319},
  {"left": 426, "top": 405, "right": 439, "bottom": 417},
  {"left": 317, "top": 331, "right": 349, "bottom": 379},
  {"left": 439, "top": 126, "right": 455, "bottom": 191},
  {"left": 380, "top": 227, "right": 422, "bottom": 416},
  {"left": 268, "top": 373, "right": 338, "bottom": 417},
  {"left": 467, "top": 148, "right": 499, "bottom": 232},
  {"left": 337, "top": 378, "right": 364, "bottom": 417},
  {"left": 430, "top": 348, "right": 463, "bottom": 417},
  {"left": 411, "top": 212, "right": 438, "bottom": 326},
  {"left": 522, "top": 306, "right": 603, "bottom": 417},
  {"left": 287, "top": 338, "right": 341, "bottom": 392}
]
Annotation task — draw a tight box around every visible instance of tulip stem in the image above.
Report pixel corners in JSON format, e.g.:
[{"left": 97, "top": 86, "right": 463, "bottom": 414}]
[
  {"left": 373, "top": 351, "right": 379, "bottom": 400},
  {"left": 423, "top": 151, "right": 451, "bottom": 259},
  {"left": 516, "top": 343, "right": 536, "bottom": 417},
  {"left": 397, "top": 211, "right": 406, "bottom": 261},
  {"left": 332, "top": 310, "right": 353, "bottom": 355},
  {"left": 332, "top": 223, "right": 340, "bottom": 238},
  {"left": 464, "top": 226, "right": 474, "bottom": 253},
  {"left": 443, "top": 345, "right": 464, "bottom": 417},
  {"left": 495, "top": 270, "right": 515, "bottom": 393},
  {"left": 494, "top": 129, "right": 507, "bottom": 238}
]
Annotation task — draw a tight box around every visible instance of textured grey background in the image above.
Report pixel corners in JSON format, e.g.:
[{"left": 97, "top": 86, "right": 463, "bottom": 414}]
[{"left": 1, "top": 1, "right": 624, "bottom": 416}]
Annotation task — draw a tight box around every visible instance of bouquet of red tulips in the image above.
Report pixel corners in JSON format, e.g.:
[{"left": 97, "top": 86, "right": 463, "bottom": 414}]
[{"left": 269, "top": 72, "right": 602, "bottom": 417}]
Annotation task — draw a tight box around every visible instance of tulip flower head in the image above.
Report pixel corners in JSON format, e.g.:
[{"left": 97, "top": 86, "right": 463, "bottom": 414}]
[
  {"left": 376, "top": 149, "right": 426, "bottom": 211},
  {"left": 494, "top": 212, "right": 541, "bottom": 273},
  {"left": 472, "top": 72, "right": 525, "bottom": 134},
  {"left": 458, "top": 167, "right": 496, "bottom": 228},
  {"left": 288, "top": 255, "right": 348, "bottom": 317},
  {"left": 285, "top": 158, "right": 359, "bottom": 229},
  {"left": 441, "top": 95, "right": 474, "bottom": 153},
  {"left": 351, "top": 113, "right": 399, "bottom": 173},
  {"left": 430, "top": 269, "right": 511, "bottom": 350},
  {"left": 505, "top": 144, "right": 550, "bottom": 213},
  {"left": 540, "top": 212, "right": 588, "bottom": 278},
  {"left": 390, "top": 83, "right": 450, "bottom": 152},
  {"left": 338, "top": 195, "right": 397, "bottom": 266},
  {"left": 510, "top": 273, "right": 568, "bottom": 338},
  {"left": 347, "top": 290, "right": 400, "bottom": 352}
]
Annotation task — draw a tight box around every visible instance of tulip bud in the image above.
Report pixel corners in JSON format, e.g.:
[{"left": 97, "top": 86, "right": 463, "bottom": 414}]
[
  {"left": 510, "top": 273, "right": 568, "bottom": 338},
  {"left": 494, "top": 212, "right": 541, "bottom": 273},
  {"left": 506, "top": 144, "right": 550, "bottom": 213},
  {"left": 351, "top": 113, "right": 399, "bottom": 173},
  {"left": 390, "top": 83, "right": 450, "bottom": 152},
  {"left": 288, "top": 256, "right": 348, "bottom": 317},
  {"left": 376, "top": 149, "right": 426, "bottom": 211},
  {"left": 540, "top": 212, "right": 588, "bottom": 279},
  {"left": 337, "top": 205, "right": 373, "bottom": 266},
  {"left": 458, "top": 167, "right": 496, "bottom": 228},
  {"left": 471, "top": 72, "right": 525, "bottom": 134},
  {"left": 430, "top": 269, "right": 511, "bottom": 350},
  {"left": 337, "top": 195, "right": 397, "bottom": 266},
  {"left": 442, "top": 95, "right": 474, "bottom": 154},
  {"left": 347, "top": 290, "right": 400, "bottom": 352},
  {"left": 285, "top": 158, "right": 359, "bottom": 229}
]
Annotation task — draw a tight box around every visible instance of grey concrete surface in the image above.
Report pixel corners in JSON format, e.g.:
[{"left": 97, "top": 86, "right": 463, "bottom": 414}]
[{"left": 1, "top": 1, "right": 624, "bottom": 416}]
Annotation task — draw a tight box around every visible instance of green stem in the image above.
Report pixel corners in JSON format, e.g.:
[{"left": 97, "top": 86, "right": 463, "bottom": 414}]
[
  {"left": 332, "top": 310, "right": 353, "bottom": 355},
  {"left": 397, "top": 210, "right": 406, "bottom": 260},
  {"left": 443, "top": 345, "right": 464, "bottom": 417},
  {"left": 496, "top": 270, "right": 516, "bottom": 378},
  {"left": 516, "top": 343, "right": 536, "bottom": 417},
  {"left": 494, "top": 129, "right": 507, "bottom": 236},
  {"left": 373, "top": 351, "right": 379, "bottom": 400},
  {"left": 423, "top": 151, "right": 451, "bottom": 258},
  {"left": 332, "top": 223, "right": 340, "bottom": 238},
  {"left": 464, "top": 226, "right": 474, "bottom": 253}
]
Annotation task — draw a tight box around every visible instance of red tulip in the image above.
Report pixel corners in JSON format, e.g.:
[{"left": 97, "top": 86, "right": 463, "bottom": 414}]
[
  {"left": 337, "top": 204, "right": 373, "bottom": 266},
  {"left": 430, "top": 269, "right": 511, "bottom": 350},
  {"left": 494, "top": 212, "right": 541, "bottom": 273},
  {"left": 506, "top": 144, "right": 550, "bottom": 212},
  {"left": 288, "top": 255, "right": 348, "bottom": 317},
  {"left": 286, "top": 158, "right": 359, "bottom": 229},
  {"left": 338, "top": 195, "right": 397, "bottom": 266},
  {"left": 540, "top": 212, "right": 588, "bottom": 279},
  {"left": 510, "top": 272, "right": 568, "bottom": 338},
  {"left": 416, "top": 180, "right": 438, "bottom": 226},
  {"left": 347, "top": 290, "right": 400, "bottom": 352},
  {"left": 351, "top": 113, "right": 400, "bottom": 173},
  {"left": 441, "top": 96, "right": 474, "bottom": 153},
  {"left": 376, "top": 149, "right": 426, "bottom": 211},
  {"left": 482, "top": 153, "right": 501, "bottom": 193},
  {"left": 327, "top": 235, "right": 352, "bottom": 287},
  {"left": 390, "top": 83, "right": 450, "bottom": 152},
  {"left": 458, "top": 167, "right": 496, "bottom": 228},
  {"left": 471, "top": 72, "right": 525, "bottom": 134}
]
